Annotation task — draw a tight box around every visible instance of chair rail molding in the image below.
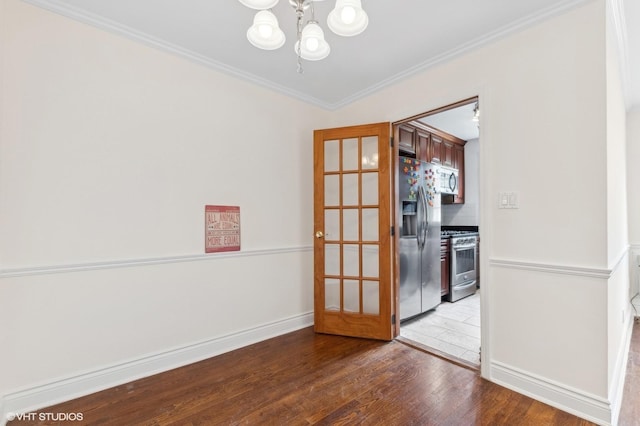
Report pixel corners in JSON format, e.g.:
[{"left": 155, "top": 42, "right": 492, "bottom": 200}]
[{"left": 0, "top": 246, "right": 313, "bottom": 279}]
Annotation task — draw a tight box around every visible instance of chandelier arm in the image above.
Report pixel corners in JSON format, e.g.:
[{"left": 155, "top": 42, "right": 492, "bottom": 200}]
[{"left": 296, "top": 0, "right": 304, "bottom": 73}]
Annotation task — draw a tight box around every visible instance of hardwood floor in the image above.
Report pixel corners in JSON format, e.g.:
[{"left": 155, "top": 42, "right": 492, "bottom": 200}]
[{"left": 6, "top": 326, "right": 608, "bottom": 426}]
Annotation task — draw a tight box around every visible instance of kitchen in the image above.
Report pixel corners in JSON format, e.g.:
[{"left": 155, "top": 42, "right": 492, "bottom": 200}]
[{"left": 396, "top": 99, "right": 482, "bottom": 367}]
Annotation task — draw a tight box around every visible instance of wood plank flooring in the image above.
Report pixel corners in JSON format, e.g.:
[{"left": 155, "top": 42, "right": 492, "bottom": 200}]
[{"left": 6, "top": 325, "right": 611, "bottom": 426}]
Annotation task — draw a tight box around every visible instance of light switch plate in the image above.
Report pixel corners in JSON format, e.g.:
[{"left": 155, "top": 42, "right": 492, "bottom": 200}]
[
  {"left": 499, "top": 192, "right": 509, "bottom": 208},
  {"left": 498, "top": 191, "right": 519, "bottom": 209}
]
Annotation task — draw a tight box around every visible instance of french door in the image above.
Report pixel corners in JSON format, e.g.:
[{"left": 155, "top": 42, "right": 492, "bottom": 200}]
[{"left": 313, "top": 122, "right": 395, "bottom": 341}]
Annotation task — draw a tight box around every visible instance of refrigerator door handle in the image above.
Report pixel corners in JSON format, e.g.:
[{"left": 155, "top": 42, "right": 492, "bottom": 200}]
[
  {"left": 418, "top": 185, "right": 428, "bottom": 249},
  {"left": 416, "top": 186, "right": 424, "bottom": 248},
  {"left": 423, "top": 186, "right": 429, "bottom": 242}
]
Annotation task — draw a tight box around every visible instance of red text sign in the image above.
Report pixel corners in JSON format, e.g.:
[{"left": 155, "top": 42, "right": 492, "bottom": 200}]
[{"left": 205, "top": 205, "right": 240, "bottom": 253}]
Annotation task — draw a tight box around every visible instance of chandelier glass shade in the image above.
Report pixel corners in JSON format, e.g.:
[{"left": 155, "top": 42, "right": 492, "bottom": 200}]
[
  {"left": 247, "top": 10, "right": 286, "bottom": 50},
  {"left": 327, "top": 0, "right": 368, "bottom": 36},
  {"left": 239, "top": 0, "right": 280, "bottom": 9},
  {"left": 295, "top": 21, "right": 330, "bottom": 60},
  {"left": 238, "top": 0, "right": 368, "bottom": 67}
]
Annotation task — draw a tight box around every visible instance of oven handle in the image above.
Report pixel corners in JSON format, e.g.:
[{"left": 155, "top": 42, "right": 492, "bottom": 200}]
[
  {"left": 453, "top": 244, "right": 476, "bottom": 250},
  {"left": 453, "top": 280, "right": 477, "bottom": 290}
]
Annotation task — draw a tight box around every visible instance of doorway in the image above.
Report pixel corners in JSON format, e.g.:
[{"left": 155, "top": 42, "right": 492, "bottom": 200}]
[{"left": 395, "top": 98, "right": 481, "bottom": 368}]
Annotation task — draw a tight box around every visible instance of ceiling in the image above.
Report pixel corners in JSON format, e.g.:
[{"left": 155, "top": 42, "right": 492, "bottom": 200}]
[
  {"left": 21, "top": 0, "right": 640, "bottom": 112},
  {"left": 418, "top": 102, "right": 480, "bottom": 141}
]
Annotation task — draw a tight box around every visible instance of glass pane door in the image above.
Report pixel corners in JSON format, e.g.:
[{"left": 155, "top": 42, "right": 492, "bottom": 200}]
[{"left": 313, "top": 123, "right": 392, "bottom": 341}]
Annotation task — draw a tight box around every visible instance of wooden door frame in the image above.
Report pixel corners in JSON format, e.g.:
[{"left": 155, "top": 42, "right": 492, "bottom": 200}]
[
  {"left": 391, "top": 124, "right": 401, "bottom": 337},
  {"left": 391, "top": 95, "right": 486, "bottom": 374}
]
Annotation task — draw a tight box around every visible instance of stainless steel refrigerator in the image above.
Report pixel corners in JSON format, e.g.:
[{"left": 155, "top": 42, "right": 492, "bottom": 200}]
[{"left": 398, "top": 156, "right": 441, "bottom": 321}]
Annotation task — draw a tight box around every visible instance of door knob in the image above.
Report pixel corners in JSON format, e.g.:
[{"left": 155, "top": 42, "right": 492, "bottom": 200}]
[{"left": 315, "top": 231, "right": 324, "bottom": 239}]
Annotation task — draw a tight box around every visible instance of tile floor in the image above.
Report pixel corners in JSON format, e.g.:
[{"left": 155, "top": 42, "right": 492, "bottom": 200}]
[
  {"left": 633, "top": 295, "right": 640, "bottom": 318},
  {"left": 400, "top": 290, "right": 481, "bottom": 365}
]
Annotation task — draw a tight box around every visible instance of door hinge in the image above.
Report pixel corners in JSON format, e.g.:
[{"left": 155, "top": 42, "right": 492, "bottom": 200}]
[
  {"left": 391, "top": 226, "right": 395, "bottom": 236},
  {"left": 390, "top": 136, "right": 394, "bottom": 148},
  {"left": 391, "top": 314, "right": 396, "bottom": 324}
]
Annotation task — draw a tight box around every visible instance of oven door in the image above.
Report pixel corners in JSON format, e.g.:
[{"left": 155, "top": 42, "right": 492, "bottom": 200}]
[{"left": 451, "top": 242, "right": 477, "bottom": 285}]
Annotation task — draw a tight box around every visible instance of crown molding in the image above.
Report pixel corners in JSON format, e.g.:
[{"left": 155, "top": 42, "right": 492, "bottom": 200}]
[
  {"left": 21, "top": 0, "right": 595, "bottom": 111},
  {"left": 18, "top": 0, "right": 331, "bottom": 109},
  {"left": 322, "top": 0, "right": 595, "bottom": 109}
]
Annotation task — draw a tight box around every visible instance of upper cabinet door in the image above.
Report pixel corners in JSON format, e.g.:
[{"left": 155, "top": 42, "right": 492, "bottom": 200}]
[{"left": 397, "top": 124, "right": 416, "bottom": 155}]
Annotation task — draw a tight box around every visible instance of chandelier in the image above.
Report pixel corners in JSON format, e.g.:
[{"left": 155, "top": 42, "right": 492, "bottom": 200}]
[{"left": 238, "top": 0, "right": 369, "bottom": 72}]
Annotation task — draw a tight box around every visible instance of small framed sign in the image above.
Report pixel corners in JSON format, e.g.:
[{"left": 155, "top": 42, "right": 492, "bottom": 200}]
[{"left": 205, "top": 205, "right": 240, "bottom": 253}]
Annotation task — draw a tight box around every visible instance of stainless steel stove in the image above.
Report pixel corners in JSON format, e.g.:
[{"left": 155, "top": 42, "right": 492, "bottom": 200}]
[{"left": 442, "top": 230, "right": 478, "bottom": 302}]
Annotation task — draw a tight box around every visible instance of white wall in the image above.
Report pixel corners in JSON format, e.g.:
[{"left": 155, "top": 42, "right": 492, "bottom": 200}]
[
  {"left": 606, "top": 0, "right": 629, "bottom": 268},
  {"left": 0, "top": 0, "right": 633, "bottom": 424},
  {"left": 0, "top": 0, "right": 330, "bottom": 411},
  {"left": 332, "top": 4, "right": 609, "bottom": 270},
  {"left": 605, "top": 2, "right": 631, "bottom": 414},
  {"left": 442, "top": 138, "right": 479, "bottom": 227},
  {"left": 333, "top": 0, "right": 625, "bottom": 423}
]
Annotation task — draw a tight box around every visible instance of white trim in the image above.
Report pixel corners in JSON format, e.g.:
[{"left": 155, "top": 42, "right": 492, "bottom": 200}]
[
  {"left": 489, "top": 246, "right": 629, "bottom": 279},
  {"left": 489, "top": 253, "right": 627, "bottom": 280},
  {"left": 17, "top": 0, "right": 329, "bottom": 109},
  {"left": 0, "top": 312, "right": 314, "bottom": 426},
  {"left": 19, "top": 0, "right": 591, "bottom": 111},
  {"left": 490, "top": 361, "right": 612, "bottom": 425},
  {"left": 331, "top": 0, "right": 592, "bottom": 110},
  {"left": 0, "top": 246, "right": 313, "bottom": 278},
  {"left": 609, "top": 313, "right": 635, "bottom": 426}
]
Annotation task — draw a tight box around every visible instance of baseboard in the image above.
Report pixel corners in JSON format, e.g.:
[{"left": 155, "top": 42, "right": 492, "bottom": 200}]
[
  {"left": 609, "top": 312, "right": 635, "bottom": 426},
  {"left": 1, "top": 312, "right": 314, "bottom": 426},
  {"left": 490, "top": 361, "right": 612, "bottom": 425}
]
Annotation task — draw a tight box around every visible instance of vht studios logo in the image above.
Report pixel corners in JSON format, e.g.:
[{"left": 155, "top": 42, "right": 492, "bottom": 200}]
[{"left": 6, "top": 412, "right": 84, "bottom": 422}]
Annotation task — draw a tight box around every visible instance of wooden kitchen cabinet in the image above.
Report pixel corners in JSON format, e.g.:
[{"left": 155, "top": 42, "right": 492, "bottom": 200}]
[
  {"left": 441, "top": 238, "right": 450, "bottom": 297},
  {"left": 396, "top": 121, "right": 466, "bottom": 204},
  {"left": 443, "top": 141, "right": 454, "bottom": 167},
  {"left": 430, "top": 134, "right": 442, "bottom": 164},
  {"left": 398, "top": 124, "right": 416, "bottom": 156},
  {"left": 416, "top": 129, "right": 430, "bottom": 162}
]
